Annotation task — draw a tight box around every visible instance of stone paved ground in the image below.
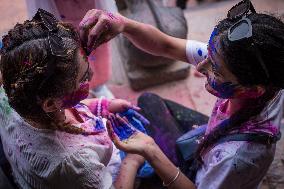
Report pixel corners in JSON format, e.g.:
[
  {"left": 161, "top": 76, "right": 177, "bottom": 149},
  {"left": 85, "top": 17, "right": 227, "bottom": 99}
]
[{"left": 0, "top": 0, "right": 284, "bottom": 188}]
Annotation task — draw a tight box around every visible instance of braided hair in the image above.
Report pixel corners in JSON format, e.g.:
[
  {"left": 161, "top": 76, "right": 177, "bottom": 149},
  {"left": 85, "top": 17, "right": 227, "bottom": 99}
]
[
  {"left": 196, "top": 13, "right": 284, "bottom": 161},
  {"left": 0, "top": 17, "right": 88, "bottom": 135}
]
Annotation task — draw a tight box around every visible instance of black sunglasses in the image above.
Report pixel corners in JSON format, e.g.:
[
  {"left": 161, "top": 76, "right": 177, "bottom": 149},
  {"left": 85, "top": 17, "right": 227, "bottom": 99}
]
[
  {"left": 32, "top": 9, "right": 67, "bottom": 97},
  {"left": 227, "top": 0, "right": 270, "bottom": 79}
]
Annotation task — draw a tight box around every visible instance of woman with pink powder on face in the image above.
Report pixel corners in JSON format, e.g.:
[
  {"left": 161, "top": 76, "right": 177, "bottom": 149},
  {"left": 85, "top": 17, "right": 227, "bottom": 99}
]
[
  {"left": 80, "top": 0, "right": 284, "bottom": 188},
  {"left": 25, "top": 0, "right": 116, "bottom": 99},
  {"left": 0, "top": 8, "right": 152, "bottom": 188}
]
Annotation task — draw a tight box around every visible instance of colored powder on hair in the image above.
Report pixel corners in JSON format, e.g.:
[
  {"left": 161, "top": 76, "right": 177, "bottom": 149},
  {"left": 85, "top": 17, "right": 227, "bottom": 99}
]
[{"left": 23, "top": 61, "right": 32, "bottom": 66}]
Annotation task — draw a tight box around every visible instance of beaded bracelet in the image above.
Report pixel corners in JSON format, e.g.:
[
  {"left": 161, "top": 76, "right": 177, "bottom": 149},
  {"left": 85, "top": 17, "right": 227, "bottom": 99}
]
[
  {"left": 97, "top": 97, "right": 103, "bottom": 117},
  {"left": 162, "top": 167, "right": 180, "bottom": 187},
  {"left": 96, "top": 96, "right": 110, "bottom": 117}
]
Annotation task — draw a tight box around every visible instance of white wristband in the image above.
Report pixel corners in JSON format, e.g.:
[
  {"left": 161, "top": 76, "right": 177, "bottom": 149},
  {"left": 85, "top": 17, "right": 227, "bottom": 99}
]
[{"left": 186, "top": 40, "right": 208, "bottom": 66}]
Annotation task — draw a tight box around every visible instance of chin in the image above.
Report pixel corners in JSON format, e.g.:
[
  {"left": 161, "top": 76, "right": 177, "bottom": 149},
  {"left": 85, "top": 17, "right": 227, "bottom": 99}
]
[{"left": 205, "top": 82, "right": 220, "bottom": 98}]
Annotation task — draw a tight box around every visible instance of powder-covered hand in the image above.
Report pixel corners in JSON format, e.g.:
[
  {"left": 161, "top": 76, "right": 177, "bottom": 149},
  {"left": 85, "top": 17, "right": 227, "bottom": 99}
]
[
  {"left": 79, "top": 9, "right": 126, "bottom": 54},
  {"left": 107, "top": 114, "right": 155, "bottom": 156},
  {"left": 108, "top": 99, "right": 140, "bottom": 114}
]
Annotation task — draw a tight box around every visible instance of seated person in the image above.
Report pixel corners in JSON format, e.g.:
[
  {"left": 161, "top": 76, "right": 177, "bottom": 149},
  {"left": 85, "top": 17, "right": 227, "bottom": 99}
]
[{"left": 0, "top": 9, "right": 146, "bottom": 189}]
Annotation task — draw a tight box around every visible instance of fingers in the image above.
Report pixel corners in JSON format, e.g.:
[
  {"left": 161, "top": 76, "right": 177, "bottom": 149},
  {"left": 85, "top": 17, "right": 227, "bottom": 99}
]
[
  {"left": 122, "top": 101, "right": 141, "bottom": 112},
  {"left": 87, "top": 18, "right": 110, "bottom": 50},
  {"left": 90, "top": 32, "right": 113, "bottom": 50},
  {"left": 79, "top": 10, "right": 102, "bottom": 49},
  {"left": 108, "top": 114, "right": 122, "bottom": 135},
  {"left": 131, "top": 105, "right": 141, "bottom": 111},
  {"left": 106, "top": 120, "right": 117, "bottom": 141},
  {"left": 106, "top": 120, "right": 126, "bottom": 149},
  {"left": 116, "top": 114, "right": 131, "bottom": 125},
  {"left": 133, "top": 111, "right": 150, "bottom": 126}
]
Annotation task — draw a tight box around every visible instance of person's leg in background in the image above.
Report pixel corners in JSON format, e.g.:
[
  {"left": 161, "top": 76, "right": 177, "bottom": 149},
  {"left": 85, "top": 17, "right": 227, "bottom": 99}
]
[
  {"left": 137, "top": 92, "right": 209, "bottom": 166},
  {"left": 163, "top": 99, "right": 209, "bottom": 132},
  {"left": 176, "top": 0, "right": 188, "bottom": 9}
]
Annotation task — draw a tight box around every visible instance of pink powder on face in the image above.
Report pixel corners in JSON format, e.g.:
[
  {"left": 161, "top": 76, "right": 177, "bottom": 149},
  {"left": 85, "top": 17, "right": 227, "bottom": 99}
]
[{"left": 62, "top": 82, "right": 89, "bottom": 108}]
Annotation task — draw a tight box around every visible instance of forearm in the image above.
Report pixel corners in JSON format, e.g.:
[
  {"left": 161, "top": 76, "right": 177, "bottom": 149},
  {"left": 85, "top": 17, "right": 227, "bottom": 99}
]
[
  {"left": 114, "top": 155, "right": 140, "bottom": 189},
  {"left": 144, "top": 144, "right": 196, "bottom": 189},
  {"left": 122, "top": 18, "right": 188, "bottom": 62},
  {"left": 81, "top": 98, "right": 110, "bottom": 116}
]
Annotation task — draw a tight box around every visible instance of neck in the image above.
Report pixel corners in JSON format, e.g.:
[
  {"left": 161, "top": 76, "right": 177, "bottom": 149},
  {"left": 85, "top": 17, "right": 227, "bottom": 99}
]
[{"left": 227, "top": 98, "right": 245, "bottom": 116}]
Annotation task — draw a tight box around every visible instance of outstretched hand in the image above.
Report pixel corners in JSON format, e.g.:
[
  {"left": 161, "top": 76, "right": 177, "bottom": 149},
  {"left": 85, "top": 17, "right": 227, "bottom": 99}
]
[
  {"left": 79, "top": 9, "right": 126, "bottom": 54},
  {"left": 107, "top": 114, "right": 155, "bottom": 156},
  {"left": 108, "top": 99, "right": 140, "bottom": 114}
]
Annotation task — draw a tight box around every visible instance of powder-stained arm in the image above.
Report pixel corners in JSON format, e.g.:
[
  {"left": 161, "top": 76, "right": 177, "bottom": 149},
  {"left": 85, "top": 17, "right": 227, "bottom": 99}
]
[
  {"left": 122, "top": 18, "right": 189, "bottom": 63},
  {"left": 80, "top": 10, "right": 193, "bottom": 64}
]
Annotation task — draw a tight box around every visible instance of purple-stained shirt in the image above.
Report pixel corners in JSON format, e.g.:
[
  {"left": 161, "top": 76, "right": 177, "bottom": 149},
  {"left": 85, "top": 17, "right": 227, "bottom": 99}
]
[
  {"left": 0, "top": 87, "right": 120, "bottom": 189},
  {"left": 207, "top": 94, "right": 282, "bottom": 136},
  {"left": 186, "top": 40, "right": 283, "bottom": 189}
]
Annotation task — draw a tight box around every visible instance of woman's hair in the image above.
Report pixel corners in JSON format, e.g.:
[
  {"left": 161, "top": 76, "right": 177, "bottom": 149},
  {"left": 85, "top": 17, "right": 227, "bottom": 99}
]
[
  {"left": 196, "top": 13, "right": 284, "bottom": 161},
  {"left": 0, "top": 16, "right": 86, "bottom": 134}
]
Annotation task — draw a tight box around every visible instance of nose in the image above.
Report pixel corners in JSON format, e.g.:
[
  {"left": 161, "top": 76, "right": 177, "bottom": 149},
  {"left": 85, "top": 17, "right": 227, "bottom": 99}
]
[{"left": 196, "top": 58, "right": 210, "bottom": 76}]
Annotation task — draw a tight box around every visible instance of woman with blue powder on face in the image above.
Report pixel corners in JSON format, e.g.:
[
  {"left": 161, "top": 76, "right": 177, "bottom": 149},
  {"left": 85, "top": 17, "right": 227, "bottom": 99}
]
[
  {"left": 0, "top": 8, "right": 154, "bottom": 189},
  {"left": 80, "top": 0, "right": 284, "bottom": 188}
]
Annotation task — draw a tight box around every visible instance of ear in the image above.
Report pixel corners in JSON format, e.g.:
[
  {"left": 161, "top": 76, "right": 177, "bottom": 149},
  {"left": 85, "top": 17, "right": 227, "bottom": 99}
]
[
  {"left": 240, "top": 85, "right": 266, "bottom": 98},
  {"left": 41, "top": 98, "right": 62, "bottom": 113},
  {"left": 251, "top": 85, "right": 266, "bottom": 97}
]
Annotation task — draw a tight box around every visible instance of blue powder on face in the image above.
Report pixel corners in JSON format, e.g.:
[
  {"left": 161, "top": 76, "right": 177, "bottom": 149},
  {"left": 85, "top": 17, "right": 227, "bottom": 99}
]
[
  {"left": 198, "top": 49, "right": 203, "bottom": 57},
  {"left": 208, "top": 28, "right": 218, "bottom": 53},
  {"left": 208, "top": 78, "right": 238, "bottom": 99}
]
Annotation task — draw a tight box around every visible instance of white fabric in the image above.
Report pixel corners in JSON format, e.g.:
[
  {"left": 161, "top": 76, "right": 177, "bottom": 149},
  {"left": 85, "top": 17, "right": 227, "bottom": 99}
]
[
  {"left": 186, "top": 40, "right": 208, "bottom": 66},
  {"left": 195, "top": 141, "right": 275, "bottom": 189},
  {"left": 0, "top": 87, "right": 120, "bottom": 189}
]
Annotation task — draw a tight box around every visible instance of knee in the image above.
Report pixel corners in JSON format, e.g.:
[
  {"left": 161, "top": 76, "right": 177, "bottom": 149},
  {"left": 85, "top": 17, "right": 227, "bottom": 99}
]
[{"left": 138, "top": 92, "right": 161, "bottom": 107}]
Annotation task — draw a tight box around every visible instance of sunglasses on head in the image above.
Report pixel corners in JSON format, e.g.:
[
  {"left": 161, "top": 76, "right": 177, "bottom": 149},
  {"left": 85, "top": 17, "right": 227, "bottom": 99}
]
[{"left": 227, "top": 0, "right": 270, "bottom": 79}]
